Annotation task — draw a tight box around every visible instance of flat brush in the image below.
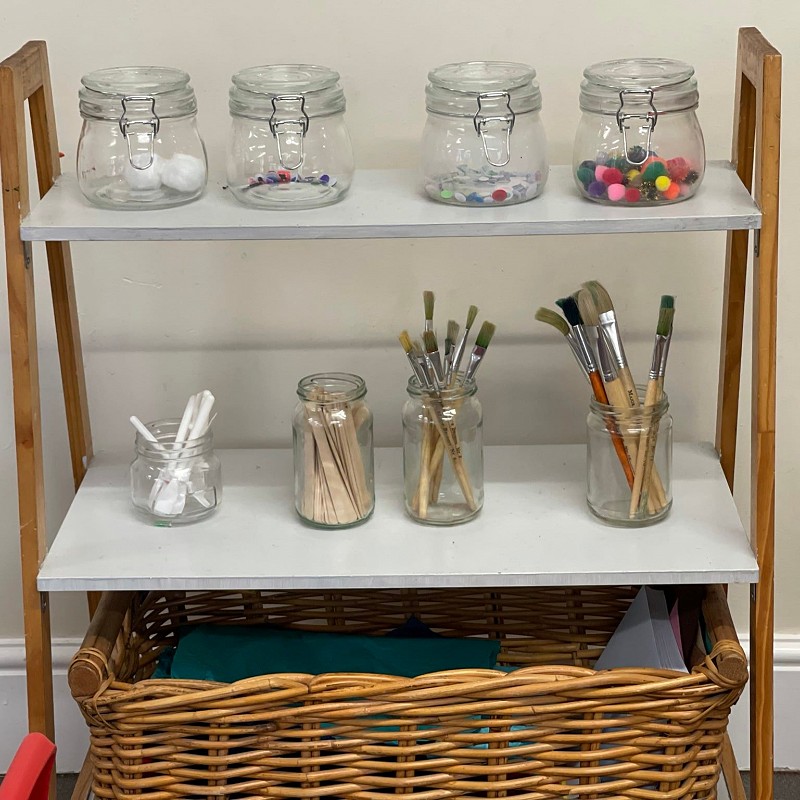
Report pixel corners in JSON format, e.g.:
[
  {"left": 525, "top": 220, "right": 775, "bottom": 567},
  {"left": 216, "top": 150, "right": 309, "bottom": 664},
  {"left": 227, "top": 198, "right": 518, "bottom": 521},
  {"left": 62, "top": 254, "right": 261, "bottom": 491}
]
[
  {"left": 399, "top": 330, "right": 428, "bottom": 387},
  {"left": 423, "top": 290, "right": 435, "bottom": 333},
  {"left": 422, "top": 330, "right": 445, "bottom": 387},
  {"left": 535, "top": 306, "right": 588, "bottom": 378},
  {"left": 445, "top": 319, "right": 459, "bottom": 382},
  {"left": 450, "top": 304, "right": 478, "bottom": 381},
  {"left": 464, "top": 321, "right": 496, "bottom": 382},
  {"left": 630, "top": 296, "right": 675, "bottom": 516},
  {"left": 547, "top": 301, "right": 634, "bottom": 488}
]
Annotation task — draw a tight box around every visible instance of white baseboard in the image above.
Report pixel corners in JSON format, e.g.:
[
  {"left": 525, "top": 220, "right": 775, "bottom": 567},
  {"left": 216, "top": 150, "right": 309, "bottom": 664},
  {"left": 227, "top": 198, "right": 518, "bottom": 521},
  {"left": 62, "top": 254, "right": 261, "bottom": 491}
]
[{"left": 1, "top": 634, "right": 798, "bottom": 774}]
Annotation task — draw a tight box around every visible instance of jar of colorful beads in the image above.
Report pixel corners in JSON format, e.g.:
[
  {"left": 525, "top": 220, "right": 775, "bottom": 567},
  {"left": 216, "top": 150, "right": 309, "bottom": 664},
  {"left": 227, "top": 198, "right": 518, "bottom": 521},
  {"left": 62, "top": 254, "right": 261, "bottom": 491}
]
[
  {"left": 227, "top": 65, "right": 354, "bottom": 209},
  {"left": 422, "top": 61, "right": 548, "bottom": 207},
  {"left": 573, "top": 59, "right": 705, "bottom": 206}
]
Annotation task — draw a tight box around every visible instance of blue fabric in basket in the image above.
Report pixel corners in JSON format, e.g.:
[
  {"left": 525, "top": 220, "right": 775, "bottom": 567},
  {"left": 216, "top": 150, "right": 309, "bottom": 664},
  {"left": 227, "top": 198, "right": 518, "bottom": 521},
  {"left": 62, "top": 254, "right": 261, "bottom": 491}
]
[{"left": 155, "top": 621, "right": 502, "bottom": 682}]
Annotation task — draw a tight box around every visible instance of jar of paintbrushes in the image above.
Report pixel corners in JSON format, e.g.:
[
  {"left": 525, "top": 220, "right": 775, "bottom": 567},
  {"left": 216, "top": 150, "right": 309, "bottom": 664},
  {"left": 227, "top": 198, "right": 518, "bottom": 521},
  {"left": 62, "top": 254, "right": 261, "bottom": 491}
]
[
  {"left": 129, "top": 390, "right": 221, "bottom": 524},
  {"left": 398, "top": 293, "right": 495, "bottom": 524},
  {"left": 293, "top": 373, "right": 374, "bottom": 528}
]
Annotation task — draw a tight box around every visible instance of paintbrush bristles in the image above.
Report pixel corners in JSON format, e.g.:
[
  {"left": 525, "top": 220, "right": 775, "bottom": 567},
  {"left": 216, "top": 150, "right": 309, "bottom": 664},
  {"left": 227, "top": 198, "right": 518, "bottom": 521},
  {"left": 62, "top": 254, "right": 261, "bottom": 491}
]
[
  {"left": 422, "top": 330, "right": 439, "bottom": 354},
  {"left": 466, "top": 305, "right": 478, "bottom": 329},
  {"left": 556, "top": 296, "right": 583, "bottom": 327},
  {"left": 447, "top": 319, "right": 459, "bottom": 344},
  {"left": 657, "top": 296, "right": 676, "bottom": 336},
  {"left": 577, "top": 288, "right": 600, "bottom": 326},
  {"left": 475, "top": 321, "right": 496, "bottom": 349},
  {"left": 398, "top": 330, "right": 413, "bottom": 354},
  {"left": 423, "top": 291, "right": 435, "bottom": 324},
  {"left": 535, "top": 307, "right": 570, "bottom": 336}
]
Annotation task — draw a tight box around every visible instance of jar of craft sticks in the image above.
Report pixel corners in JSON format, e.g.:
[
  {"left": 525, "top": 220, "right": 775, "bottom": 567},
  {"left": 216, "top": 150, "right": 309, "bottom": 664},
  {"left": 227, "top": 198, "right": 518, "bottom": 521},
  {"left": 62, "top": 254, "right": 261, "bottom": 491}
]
[
  {"left": 77, "top": 67, "right": 207, "bottom": 209},
  {"left": 403, "top": 376, "right": 483, "bottom": 525},
  {"left": 422, "top": 61, "right": 548, "bottom": 206},
  {"left": 227, "top": 64, "right": 354, "bottom": 209},
  {"left": 293, "top": 373, "right": 374, "bottom": 528},
  {"left": 586, "top": 388, "right": 672, "bottom": 526},
  {"left": 573, "top": 58, "right": 705, "bottom": 205}
]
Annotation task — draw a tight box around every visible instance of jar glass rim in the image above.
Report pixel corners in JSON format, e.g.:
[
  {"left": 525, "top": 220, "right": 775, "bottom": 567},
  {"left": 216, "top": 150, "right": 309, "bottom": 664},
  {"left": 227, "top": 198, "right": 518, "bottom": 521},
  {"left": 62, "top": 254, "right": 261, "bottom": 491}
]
[
  {"left": 81, "top": 66, "right": 190, "bottom": 96},
  {"left": 583, "top": 58, "right": 694, "bottom": 90},
  {"left": 297, "top": 372, "right": 366, "bottom": 402},
  {"left": 232, "top": 64, "right": 340, "bottom": 95},
  {"left": 134, "top": 418, "right": 213, "bottom": 455},
  {"left": 589, "top": 388, "right": 669, "bottom": 416},
  {"left": 406, "top": 375, "right": 477, "bottom": 399},
  {"left": 428, "top": 61, "right": 537, "bottom": 92}
]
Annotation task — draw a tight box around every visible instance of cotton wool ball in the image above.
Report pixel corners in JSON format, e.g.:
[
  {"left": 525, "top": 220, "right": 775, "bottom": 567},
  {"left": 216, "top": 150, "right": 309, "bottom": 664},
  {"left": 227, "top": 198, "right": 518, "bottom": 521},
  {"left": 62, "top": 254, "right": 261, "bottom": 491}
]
[
  {"left": 123, "top": 154, "right": 163, "bottom": 190},
  {"left": 160, "top": 154, "right": 206, "bottom": 193}
]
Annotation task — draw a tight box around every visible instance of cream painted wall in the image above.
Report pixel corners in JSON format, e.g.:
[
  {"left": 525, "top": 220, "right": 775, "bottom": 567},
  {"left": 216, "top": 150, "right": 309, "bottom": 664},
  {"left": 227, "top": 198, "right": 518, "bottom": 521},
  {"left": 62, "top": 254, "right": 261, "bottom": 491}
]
[{"left": 0, "top": 1, "right": 793, "bottom": 646}]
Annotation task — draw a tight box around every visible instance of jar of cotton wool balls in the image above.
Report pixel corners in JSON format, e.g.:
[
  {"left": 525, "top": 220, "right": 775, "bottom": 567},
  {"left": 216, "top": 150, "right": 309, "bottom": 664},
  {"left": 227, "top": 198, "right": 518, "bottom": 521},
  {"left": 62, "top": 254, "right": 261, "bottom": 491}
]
[
  {"left": 77, "top": 67, "right": 207, "bottom": 209},
  {"left": 573, "top": 59, "right": 705, "bottom": 206}
]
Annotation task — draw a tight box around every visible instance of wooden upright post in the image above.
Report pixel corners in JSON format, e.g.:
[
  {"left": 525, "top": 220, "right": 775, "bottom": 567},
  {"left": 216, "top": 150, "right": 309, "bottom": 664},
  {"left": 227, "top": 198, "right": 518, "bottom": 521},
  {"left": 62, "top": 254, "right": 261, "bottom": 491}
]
[
  {"left": 0, "top": 41, "right": 94, "bottom": 792},
  {"left": 716, "top": 27, "right": 781, "bottom": 800}
]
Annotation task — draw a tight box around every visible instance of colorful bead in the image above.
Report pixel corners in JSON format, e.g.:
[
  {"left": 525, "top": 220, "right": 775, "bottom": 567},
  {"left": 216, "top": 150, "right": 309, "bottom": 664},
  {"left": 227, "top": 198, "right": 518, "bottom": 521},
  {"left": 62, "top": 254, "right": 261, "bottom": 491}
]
[
  {"left": 602, "top": 167, "right": 623, "bottom": 185},
  {"left": 607, "top": 183, "right": 626, "bottom": 202},
  {"left": 454, "top": 192, "right": 467, "bottom": 203},
  {"left": 492, "top": 188, "right": 508, "bottom": 201},
  {"left": 654, "top": 175, "right": 672, "bottom": 192},
  {"left": 587, "top": 180, "right": 607, "bottom": 198},
  {"left": 467, "top": 192, "right": 484, "bottom": 203},
  {"left": 440, "top": 189, "right": 454, "bottom": 199},
  {"left": 277, "top": 169, "right": 292, "bottom": 183},
  {"left": 624, "top": 187, "right": 641, "bottom": 203},
  {"left": 319, "top": 174, "right": 330, "bottom": 184}
]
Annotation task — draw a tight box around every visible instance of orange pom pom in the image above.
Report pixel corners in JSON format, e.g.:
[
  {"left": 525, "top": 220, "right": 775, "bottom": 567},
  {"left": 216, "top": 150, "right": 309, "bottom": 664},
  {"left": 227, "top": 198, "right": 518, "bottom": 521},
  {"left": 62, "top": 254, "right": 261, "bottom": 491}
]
[{"left": 664, "top": 182, "right": 681, "bottom": 200}]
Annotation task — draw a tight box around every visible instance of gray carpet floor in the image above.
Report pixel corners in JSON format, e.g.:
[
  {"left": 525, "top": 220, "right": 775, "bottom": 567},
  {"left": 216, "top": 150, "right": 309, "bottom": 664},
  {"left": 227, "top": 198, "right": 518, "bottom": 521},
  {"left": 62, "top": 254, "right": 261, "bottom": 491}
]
[{"left": 44, "top": 773, "right": 800, "bottom": 799}]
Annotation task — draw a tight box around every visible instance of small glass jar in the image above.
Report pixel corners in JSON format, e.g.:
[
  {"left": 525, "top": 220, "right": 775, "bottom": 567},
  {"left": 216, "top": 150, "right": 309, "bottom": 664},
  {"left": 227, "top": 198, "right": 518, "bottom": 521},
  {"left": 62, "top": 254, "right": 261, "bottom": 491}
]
[
  {"left": 422, "top": 61, "right": 548, "bottom": 207},
  {"left": 587, "top": 389, "right": 672, "bottom": 526},
  {"left": 403, "top": 377, "right": 483, "bottom": 524},
  {"left": 293, "top": 373, "right": 374, "bottom": 528},
  {"left": 227, "top": 65, "right": 354, "bottom": 209},
  {"left": 77, "top": 67, "right": 207, "bottom": 209},
  {"left": 130, "top": 419, "right": 222, "bottom": 524},
  {"left": 573, "top": 59, "right": 705, "bottom": 205}
]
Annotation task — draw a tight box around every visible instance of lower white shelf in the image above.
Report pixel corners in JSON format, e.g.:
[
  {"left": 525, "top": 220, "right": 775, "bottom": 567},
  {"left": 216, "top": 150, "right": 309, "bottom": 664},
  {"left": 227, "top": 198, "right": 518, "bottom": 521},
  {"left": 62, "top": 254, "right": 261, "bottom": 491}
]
[{"left": 37, "top": 443, "right": 758, "bottom": 591}]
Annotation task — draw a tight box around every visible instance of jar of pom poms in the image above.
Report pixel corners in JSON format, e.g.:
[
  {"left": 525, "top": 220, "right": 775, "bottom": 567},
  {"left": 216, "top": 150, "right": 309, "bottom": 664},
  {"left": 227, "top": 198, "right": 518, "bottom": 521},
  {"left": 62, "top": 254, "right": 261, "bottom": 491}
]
[
  {"left": 422, "top": 61, "right": 548, "bottom": 207},
  {"left": 573, "top": 59, "right": 705, "bottom": 206},
  {"left": 227, "top": 65, "right": 354, "bottom": 209},
  {"left": 77, "top": 67, "right": 207, "bottom": 209}
]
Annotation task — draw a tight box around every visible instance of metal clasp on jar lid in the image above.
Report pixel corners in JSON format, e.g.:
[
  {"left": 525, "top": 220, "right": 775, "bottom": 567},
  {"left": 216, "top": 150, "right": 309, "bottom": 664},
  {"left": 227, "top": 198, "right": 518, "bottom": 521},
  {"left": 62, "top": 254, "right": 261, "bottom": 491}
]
[
  {"left": 119, "top": 95, "right": 160, "bottom": 170},
  {"left": 269, "top": 95, "right": 310, "bottom": 171},
  {"left": 615, "top": 89, "right": 658, "bottom": 165},
  {"left": 473, "top": 91, "right": 515, "bottom": 168}
]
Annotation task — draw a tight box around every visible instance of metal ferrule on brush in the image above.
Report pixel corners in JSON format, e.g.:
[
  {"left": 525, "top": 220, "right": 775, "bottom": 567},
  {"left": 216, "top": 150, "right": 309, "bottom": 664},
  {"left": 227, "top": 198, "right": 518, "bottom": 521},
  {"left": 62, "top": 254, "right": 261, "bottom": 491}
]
[
  {"left": 565, "top": 332, "right": 589, "bottom": 377},
  {"left": 649, "top": 334, "right": 672, "bottom": 380},
  {"left": 594, "top": 329, "right": 617, "bottom": 382},
  {"left": 406, "top": 354, "right": 429, "bottom": 387},
  {"left": 426, "top": 351, "right": 445, "bottom": 389},
  {"left": 450, "top": 333, "right": 469, "bottom": 381},
  {"left": 464, "top": 346, "right": 485, "bottom": 382},
  {"left": 598, "top": 311, "right": 628, "bottom": 370},
  {"left": 414, "top": 354, "right": 435, "bottom": 391},
  {"left": 572, "top": 325, "right": 598, "bottom": 374}
]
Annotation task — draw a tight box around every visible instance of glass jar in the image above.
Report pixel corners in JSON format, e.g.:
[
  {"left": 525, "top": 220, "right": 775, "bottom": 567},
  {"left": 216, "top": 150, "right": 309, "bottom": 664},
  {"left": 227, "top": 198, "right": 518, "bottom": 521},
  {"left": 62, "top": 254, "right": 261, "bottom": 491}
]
[
  {"left": 422, "top": 61, "right": 548, "bottom": 207},
  {"left": 587, "top": 389, "right": 672, "bottom": 526},
  {"left": 403, "top": 377, "right": 483, "bottom": 524},
  {"left": 293, "top": 373, "right": 374, "bottom": 527},
  {"left": 130, "top": 419, "right": 222, "bottom": 524},
  {"left": 227, "top": 65, "right": 354, "bottom": 209},
  {"left": 77, "top": 67, "right": 207, "bottom": 209},
  {"left": 573, "top": 59, "right": 705, "bottom": 205}
]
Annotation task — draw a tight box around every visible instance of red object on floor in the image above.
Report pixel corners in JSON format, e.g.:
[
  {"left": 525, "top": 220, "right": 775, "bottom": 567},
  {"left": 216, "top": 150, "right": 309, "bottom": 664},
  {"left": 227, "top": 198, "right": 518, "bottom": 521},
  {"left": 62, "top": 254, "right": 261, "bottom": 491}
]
[{"left": 0, "top": 733, "right": 56, "bottom": 800}]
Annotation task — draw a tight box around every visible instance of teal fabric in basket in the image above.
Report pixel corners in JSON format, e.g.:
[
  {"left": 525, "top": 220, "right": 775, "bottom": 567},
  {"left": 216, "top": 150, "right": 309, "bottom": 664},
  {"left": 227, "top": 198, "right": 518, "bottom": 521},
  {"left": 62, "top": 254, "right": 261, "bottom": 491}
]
[{"left": 159, "top": 624, "right": 503, "bottom": 682}]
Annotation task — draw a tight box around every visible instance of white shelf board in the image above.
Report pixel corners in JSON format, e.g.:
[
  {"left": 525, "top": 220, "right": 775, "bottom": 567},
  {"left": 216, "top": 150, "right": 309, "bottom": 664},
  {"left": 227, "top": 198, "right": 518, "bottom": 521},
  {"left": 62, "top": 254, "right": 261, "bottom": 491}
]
[
  {"left": 38, "top": 443, "right": 757, "bottom": 591},
  {"left": 21, "top": 162, "right": 760, "bottom": 242}
]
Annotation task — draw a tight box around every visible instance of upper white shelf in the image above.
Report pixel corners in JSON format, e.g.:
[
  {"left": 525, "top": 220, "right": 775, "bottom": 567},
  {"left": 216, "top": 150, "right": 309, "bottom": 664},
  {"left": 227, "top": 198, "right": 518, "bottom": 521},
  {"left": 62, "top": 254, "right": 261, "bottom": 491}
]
[
  {"left": 37, "top": 443, "right": 757, "bottom": 592},
  {"left": 21, "top": 162, "right": 760, "bottom": 242}
]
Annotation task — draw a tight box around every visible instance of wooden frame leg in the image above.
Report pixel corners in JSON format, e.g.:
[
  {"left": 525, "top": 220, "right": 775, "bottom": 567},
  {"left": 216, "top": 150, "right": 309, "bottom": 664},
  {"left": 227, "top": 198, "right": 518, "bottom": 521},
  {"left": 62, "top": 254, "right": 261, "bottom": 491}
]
[
  {"left": 716, "top": 28, "right": 780, "bottom": 800},
  {"left": 0, "top": 46, "right": 56, "bottom": 792}
]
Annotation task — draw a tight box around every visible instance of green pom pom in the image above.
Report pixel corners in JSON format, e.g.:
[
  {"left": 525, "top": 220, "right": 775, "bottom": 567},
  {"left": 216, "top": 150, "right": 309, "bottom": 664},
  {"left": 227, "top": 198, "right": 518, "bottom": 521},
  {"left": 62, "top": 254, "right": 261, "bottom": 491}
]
[
  {"left": 576, "top": 166, "right": 594, "bottom": 186},
  {"left": 642, "top": 162, "right": 668, "bottom": 181}
]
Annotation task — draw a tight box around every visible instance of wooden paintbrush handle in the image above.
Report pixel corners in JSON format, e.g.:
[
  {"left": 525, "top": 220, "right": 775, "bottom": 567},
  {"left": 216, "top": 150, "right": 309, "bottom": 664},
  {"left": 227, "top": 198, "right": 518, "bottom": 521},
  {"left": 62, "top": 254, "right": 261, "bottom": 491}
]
[
  {"left": 629, "top": 380, "right": 661, "bottom": 517},
  {"left": 589, "top": 371, "right": 634, "bottom": 489}
]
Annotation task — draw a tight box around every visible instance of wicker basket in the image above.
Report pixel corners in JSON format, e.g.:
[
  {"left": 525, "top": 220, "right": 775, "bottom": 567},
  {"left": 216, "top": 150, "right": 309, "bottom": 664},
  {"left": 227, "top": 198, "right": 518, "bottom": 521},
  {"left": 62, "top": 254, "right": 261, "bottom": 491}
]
[{"left": 69, "top": 586, "right": 746, "bottom": 800}]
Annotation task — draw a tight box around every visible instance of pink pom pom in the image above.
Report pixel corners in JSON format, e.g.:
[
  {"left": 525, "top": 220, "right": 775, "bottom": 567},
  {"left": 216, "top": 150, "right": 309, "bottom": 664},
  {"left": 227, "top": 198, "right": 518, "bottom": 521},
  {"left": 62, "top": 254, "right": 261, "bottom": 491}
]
[
  {"left": 607, "top": 183, "right": 626, "bottom": 202},
  {"left": 595, "top": 165, "right": 607, "bottom": 182}
]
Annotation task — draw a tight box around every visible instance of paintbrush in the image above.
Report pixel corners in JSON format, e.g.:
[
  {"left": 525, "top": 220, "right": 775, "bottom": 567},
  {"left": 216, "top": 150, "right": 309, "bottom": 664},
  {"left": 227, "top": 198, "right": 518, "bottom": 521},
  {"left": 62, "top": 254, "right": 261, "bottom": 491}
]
[
  {"left": 630, "top": 295, "right": 675, "bottom": 516},
  {"left": 444, "top": 319, "right": 459, "bottom": 382},
  {"left": 423, "top": 330, "right": 445, "bottom": 388},
  {"left": 423, "top": 290, "right": 435, "bottom": 333},
  {"left": 399, "top": 330, "right": 429, "bottom": 386},
  {"left": 450, "top": 304, "right": 478, "bottom": 381},
  {"left": 540, "top": 302, "right": 634, "bottom": 488},
  {"left": 535, "top": 306, "right": 588, "bottom": 378},
  {"left": 464, "top": 321, "right": 496, "bottom": 382}
]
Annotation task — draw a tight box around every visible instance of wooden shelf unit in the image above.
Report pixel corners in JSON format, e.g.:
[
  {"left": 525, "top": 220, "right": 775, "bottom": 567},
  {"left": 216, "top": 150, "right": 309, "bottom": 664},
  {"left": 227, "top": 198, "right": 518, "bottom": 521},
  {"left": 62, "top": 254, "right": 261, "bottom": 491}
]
[{"left": 0, "top": 29, "right": 780, "bottom": 800}]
